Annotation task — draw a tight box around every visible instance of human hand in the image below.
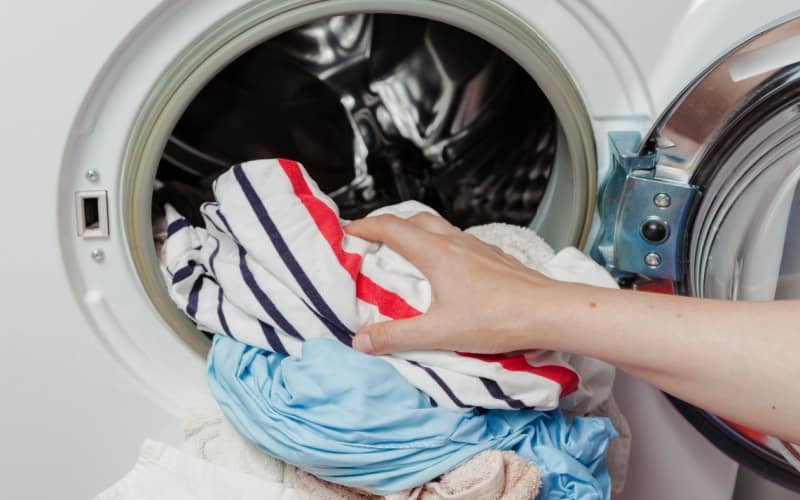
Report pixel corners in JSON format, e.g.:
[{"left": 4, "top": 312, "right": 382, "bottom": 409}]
[
  {"left": 349, "top": 214, "right": 800, "bottom": 444},
  {"left": 344, "top": 213, "right": 581, "bottom": 355}
]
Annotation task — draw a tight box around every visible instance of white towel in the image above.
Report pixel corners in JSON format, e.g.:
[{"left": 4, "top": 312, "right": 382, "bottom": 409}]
[
  {"left": 93, "top": 440, "right": 300, "bottom": 500},
  {"left": 181, "top": 402, "right": 286, "bottom": 483},
  {"left": 163, "top": 159, "right": 616, "bottom": 412}
]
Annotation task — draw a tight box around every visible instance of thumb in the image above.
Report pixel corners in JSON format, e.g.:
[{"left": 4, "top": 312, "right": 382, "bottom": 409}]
[{"left": 352, "top": 316, "right": 435, "bottom": 355}]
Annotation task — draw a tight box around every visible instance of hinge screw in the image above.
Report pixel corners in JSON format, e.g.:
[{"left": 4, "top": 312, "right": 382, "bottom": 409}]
[
  {"left": 653, "top": 192, "right": 671, "bottom": 208},
  {"left": 644, "top": 252, "right": 662, "bottom": 268}
]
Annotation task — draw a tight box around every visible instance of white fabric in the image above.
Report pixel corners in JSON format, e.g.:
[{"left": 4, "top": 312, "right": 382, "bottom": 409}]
[
  {"left": 163, "top": 159, "right": 617, "bottom": 412},
  {"left": 93, "top": 440, "right": 300, "bottom": 500},
  {"left": 181, "top": 401, "right": 286, "bottom": 483}
]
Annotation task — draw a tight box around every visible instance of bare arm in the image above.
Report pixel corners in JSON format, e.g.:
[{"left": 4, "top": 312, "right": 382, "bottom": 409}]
[{"left": 345, "top": 213, "right": 800, "bottom": 442}]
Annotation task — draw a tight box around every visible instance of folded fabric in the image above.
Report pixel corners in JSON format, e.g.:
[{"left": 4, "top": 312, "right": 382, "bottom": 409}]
[
  {"left": 164, "top": 159, "right": 616, "bottom": 412},
  {"left": 208, "top": 335, "right": 616, "bottom": 498},
  {"left": 386, "top": 450, "right": 541, "bottom": 500},
  {"left": 93, "top": 440, "right": 300, "bottom": 500}
]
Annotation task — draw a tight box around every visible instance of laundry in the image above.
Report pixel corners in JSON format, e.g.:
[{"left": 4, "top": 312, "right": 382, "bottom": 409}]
[
  {"left": 183, "top": 404, "right": 376, "bottom": 500},
  {"left": 97, "top": 411, "right": 543, "bottom": 500},
  {"left": 182, "top": 403, "right": 544, "bottom": 500},
  {"left": 386, "top": 450, "right": 542, "bottom": 500},
  {"left": 181, "top": 402, "right": 287, "bottom": 483},
  {"left": 181, "top": 397, "right": 616, "bottom": 500},
  {"left": 208, "top": 335, "right": 617, "bottom": 498},
  {"left": 287, "top": 450, "right": 543, "bottom": 500},
  {"left": 163, "top": 158, "right": 617, "bottom": 412},
  {"left": 93, "top": 439, "right": 300, "bottom": 500}
]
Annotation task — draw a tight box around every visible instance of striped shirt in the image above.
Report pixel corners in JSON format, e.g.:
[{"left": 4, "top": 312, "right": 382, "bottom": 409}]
[{"left": 163, "top": 159, "right": 617, "bottom": 411}]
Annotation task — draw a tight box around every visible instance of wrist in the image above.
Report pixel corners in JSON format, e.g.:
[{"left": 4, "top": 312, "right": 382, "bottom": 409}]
[{"left": 516, "top": 275, "right": 593, "bottom": 352}]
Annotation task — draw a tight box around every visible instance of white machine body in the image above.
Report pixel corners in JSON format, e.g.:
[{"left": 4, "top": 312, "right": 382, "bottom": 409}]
[{"left": 2, "top": 1, "right": 799, "bottom": 499}]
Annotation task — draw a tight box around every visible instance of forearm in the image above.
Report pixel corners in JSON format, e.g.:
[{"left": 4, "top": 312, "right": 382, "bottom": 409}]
[
  {"left": 344, "top": 213, "right": 799, "bottom": 440},
  {"left": 536, "top": 285, "right": 800, "bottom": 441}
]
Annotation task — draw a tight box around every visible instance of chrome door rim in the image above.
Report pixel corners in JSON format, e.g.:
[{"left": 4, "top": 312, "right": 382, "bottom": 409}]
[{"left": 640, "top": 13, "right": 800, "bottom": 489}]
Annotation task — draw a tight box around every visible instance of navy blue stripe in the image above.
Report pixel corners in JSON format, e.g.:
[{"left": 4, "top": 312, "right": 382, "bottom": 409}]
[
  {"left": 209, "top": 237, "right": 221, "bottom": 276},
  {"left": 167, "top": 218, "right": 190, "bottom": 237},
  {"left": 407, "top": 360, "right": 468, "bottom": 408},
  {"left": 216, "top": 210, "right": 238, "bottom": 243},
  {"left": 172, "top": 264, "right": 195, "bottom": 284},
  {"left": 216, "top": 288, "right": 235, "bottom": 340},
  {"left": 186, "top": 278, "right": 203, "bottom": 319},
  {"left": 237, "top": 246, "right": 304, "bottom": 340},
  {"left": 204, "top": 205, "right": 225, "bottom": 234},
  {"left": 216, "top": 209, "right": 304, "bottom": 341},
  {"left": 220, "top": 198, "right": 347, "bottom": 345},
  {"left": 479, "top": 378, "right": 526, "bottom": 409},
  {"left": 303, "top": 302, "right": 352, "bottom": 346},
  {"left": 429, "top": 396, "right": 438, "bottom": 408},
  {"left": 232, "top": 164, "right": 353, "bottom": 341},
  {"left": 259, "top": 321, "right": 288, "bottom": 355}
]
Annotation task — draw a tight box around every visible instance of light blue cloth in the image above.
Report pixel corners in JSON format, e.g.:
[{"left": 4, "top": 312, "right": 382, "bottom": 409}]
[{"left": 207, "top": 336, "right": 616, "bottom": 499}]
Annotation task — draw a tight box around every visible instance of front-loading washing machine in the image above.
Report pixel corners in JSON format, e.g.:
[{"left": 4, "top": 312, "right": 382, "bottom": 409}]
[{"left": 1, "top": 1, "right": 800, "bottom": 499}]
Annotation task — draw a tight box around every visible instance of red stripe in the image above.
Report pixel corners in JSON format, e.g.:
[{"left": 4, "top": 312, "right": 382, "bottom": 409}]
[
  {"left": 277, "top": 159, "right": 421, "bottom": 319},
  {"left": 458, "top": 352, "right": 579, "bottom": 396},
  {"left": 276, "top": 158, "right": 578, "bottom": 398},
  {"left": 634, "top": 279, "right": 674, "bottom": 294},
  {"left": 356, "top": 274, "right": 421, "bottom": 319},
  {"left": 720, "top": 418, "right": 766, "bottom": 444}
]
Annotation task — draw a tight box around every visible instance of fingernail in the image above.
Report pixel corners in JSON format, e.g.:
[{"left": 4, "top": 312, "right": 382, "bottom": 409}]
[{"left": 353, "top": 334, "right": 373, "bottom": 354}]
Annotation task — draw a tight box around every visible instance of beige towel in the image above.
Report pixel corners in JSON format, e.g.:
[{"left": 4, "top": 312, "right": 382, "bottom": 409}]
[
  {"left": 283, "top": 450, "right": 540, "bottom": 500},
  {"left": 285, "top": 467, "right": 377, "bottom": 500},
  {"left": 387, "top": 451, "right": 541, "bottom": 500}
]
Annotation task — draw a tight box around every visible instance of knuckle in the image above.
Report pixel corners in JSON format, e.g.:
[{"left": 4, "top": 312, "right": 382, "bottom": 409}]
[
  {"left": 408, "top": 212, "right": 430, "bottom": 222},
  {"left": 417, "top": 212, "right": 440, "bottom": 224},
  {"left": 409, "top": 212, "right": 438, "bottom": 230},
  {"left": 372, "top": 213, "right": 400, "bottom": 224}
]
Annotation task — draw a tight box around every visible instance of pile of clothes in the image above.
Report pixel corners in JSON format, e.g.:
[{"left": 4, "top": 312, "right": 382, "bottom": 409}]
[
  {"left": 101, "top": 159, "right": 631, "bottom": 500},
  {"left": 98, "top": 402, "right": 552, "bottom": 500}
]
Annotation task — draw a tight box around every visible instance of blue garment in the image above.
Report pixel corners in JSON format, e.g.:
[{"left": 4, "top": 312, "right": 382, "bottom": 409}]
[{"left": 208, "top": 336, "right": 617, "bottom": 499}]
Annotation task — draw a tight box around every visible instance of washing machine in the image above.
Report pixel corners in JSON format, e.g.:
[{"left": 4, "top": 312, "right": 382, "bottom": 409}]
[{"left": 1, "top": 1, "right": 799, "bottom": 499}]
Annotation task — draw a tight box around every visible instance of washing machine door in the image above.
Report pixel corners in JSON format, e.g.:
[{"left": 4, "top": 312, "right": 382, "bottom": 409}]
[{"left": 592, "top": 15, "right": 800, "bottom": 491}]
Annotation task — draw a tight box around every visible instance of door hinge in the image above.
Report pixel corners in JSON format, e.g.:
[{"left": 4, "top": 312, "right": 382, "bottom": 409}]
[{"left": 592, "top": 131, "right": 699, "bottom": 281}]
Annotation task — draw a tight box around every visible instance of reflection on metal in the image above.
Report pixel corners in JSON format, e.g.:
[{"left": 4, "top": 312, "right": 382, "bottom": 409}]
[
  {"left": 640, "top": 17, "right": 800, "bottom": 183},
  {"left": 271, "top": 15, "right": 374, "bottom": 81},
  {"left": 692, "top": 103, "right": 800, "bottom": 302},
  {"left": 592, "top": 132, "right": 698, "bottom": 281},
  {"left": 157, "top": 14, "right": 556, "bottom": 228}
]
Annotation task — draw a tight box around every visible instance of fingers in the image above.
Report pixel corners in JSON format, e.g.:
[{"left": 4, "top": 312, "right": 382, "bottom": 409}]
[
  {"left": 345, "top": 214, "right": 440, "bottom": 267},
  {"left": 352, "top": 316, "right": 438, "bottom": 355}
]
